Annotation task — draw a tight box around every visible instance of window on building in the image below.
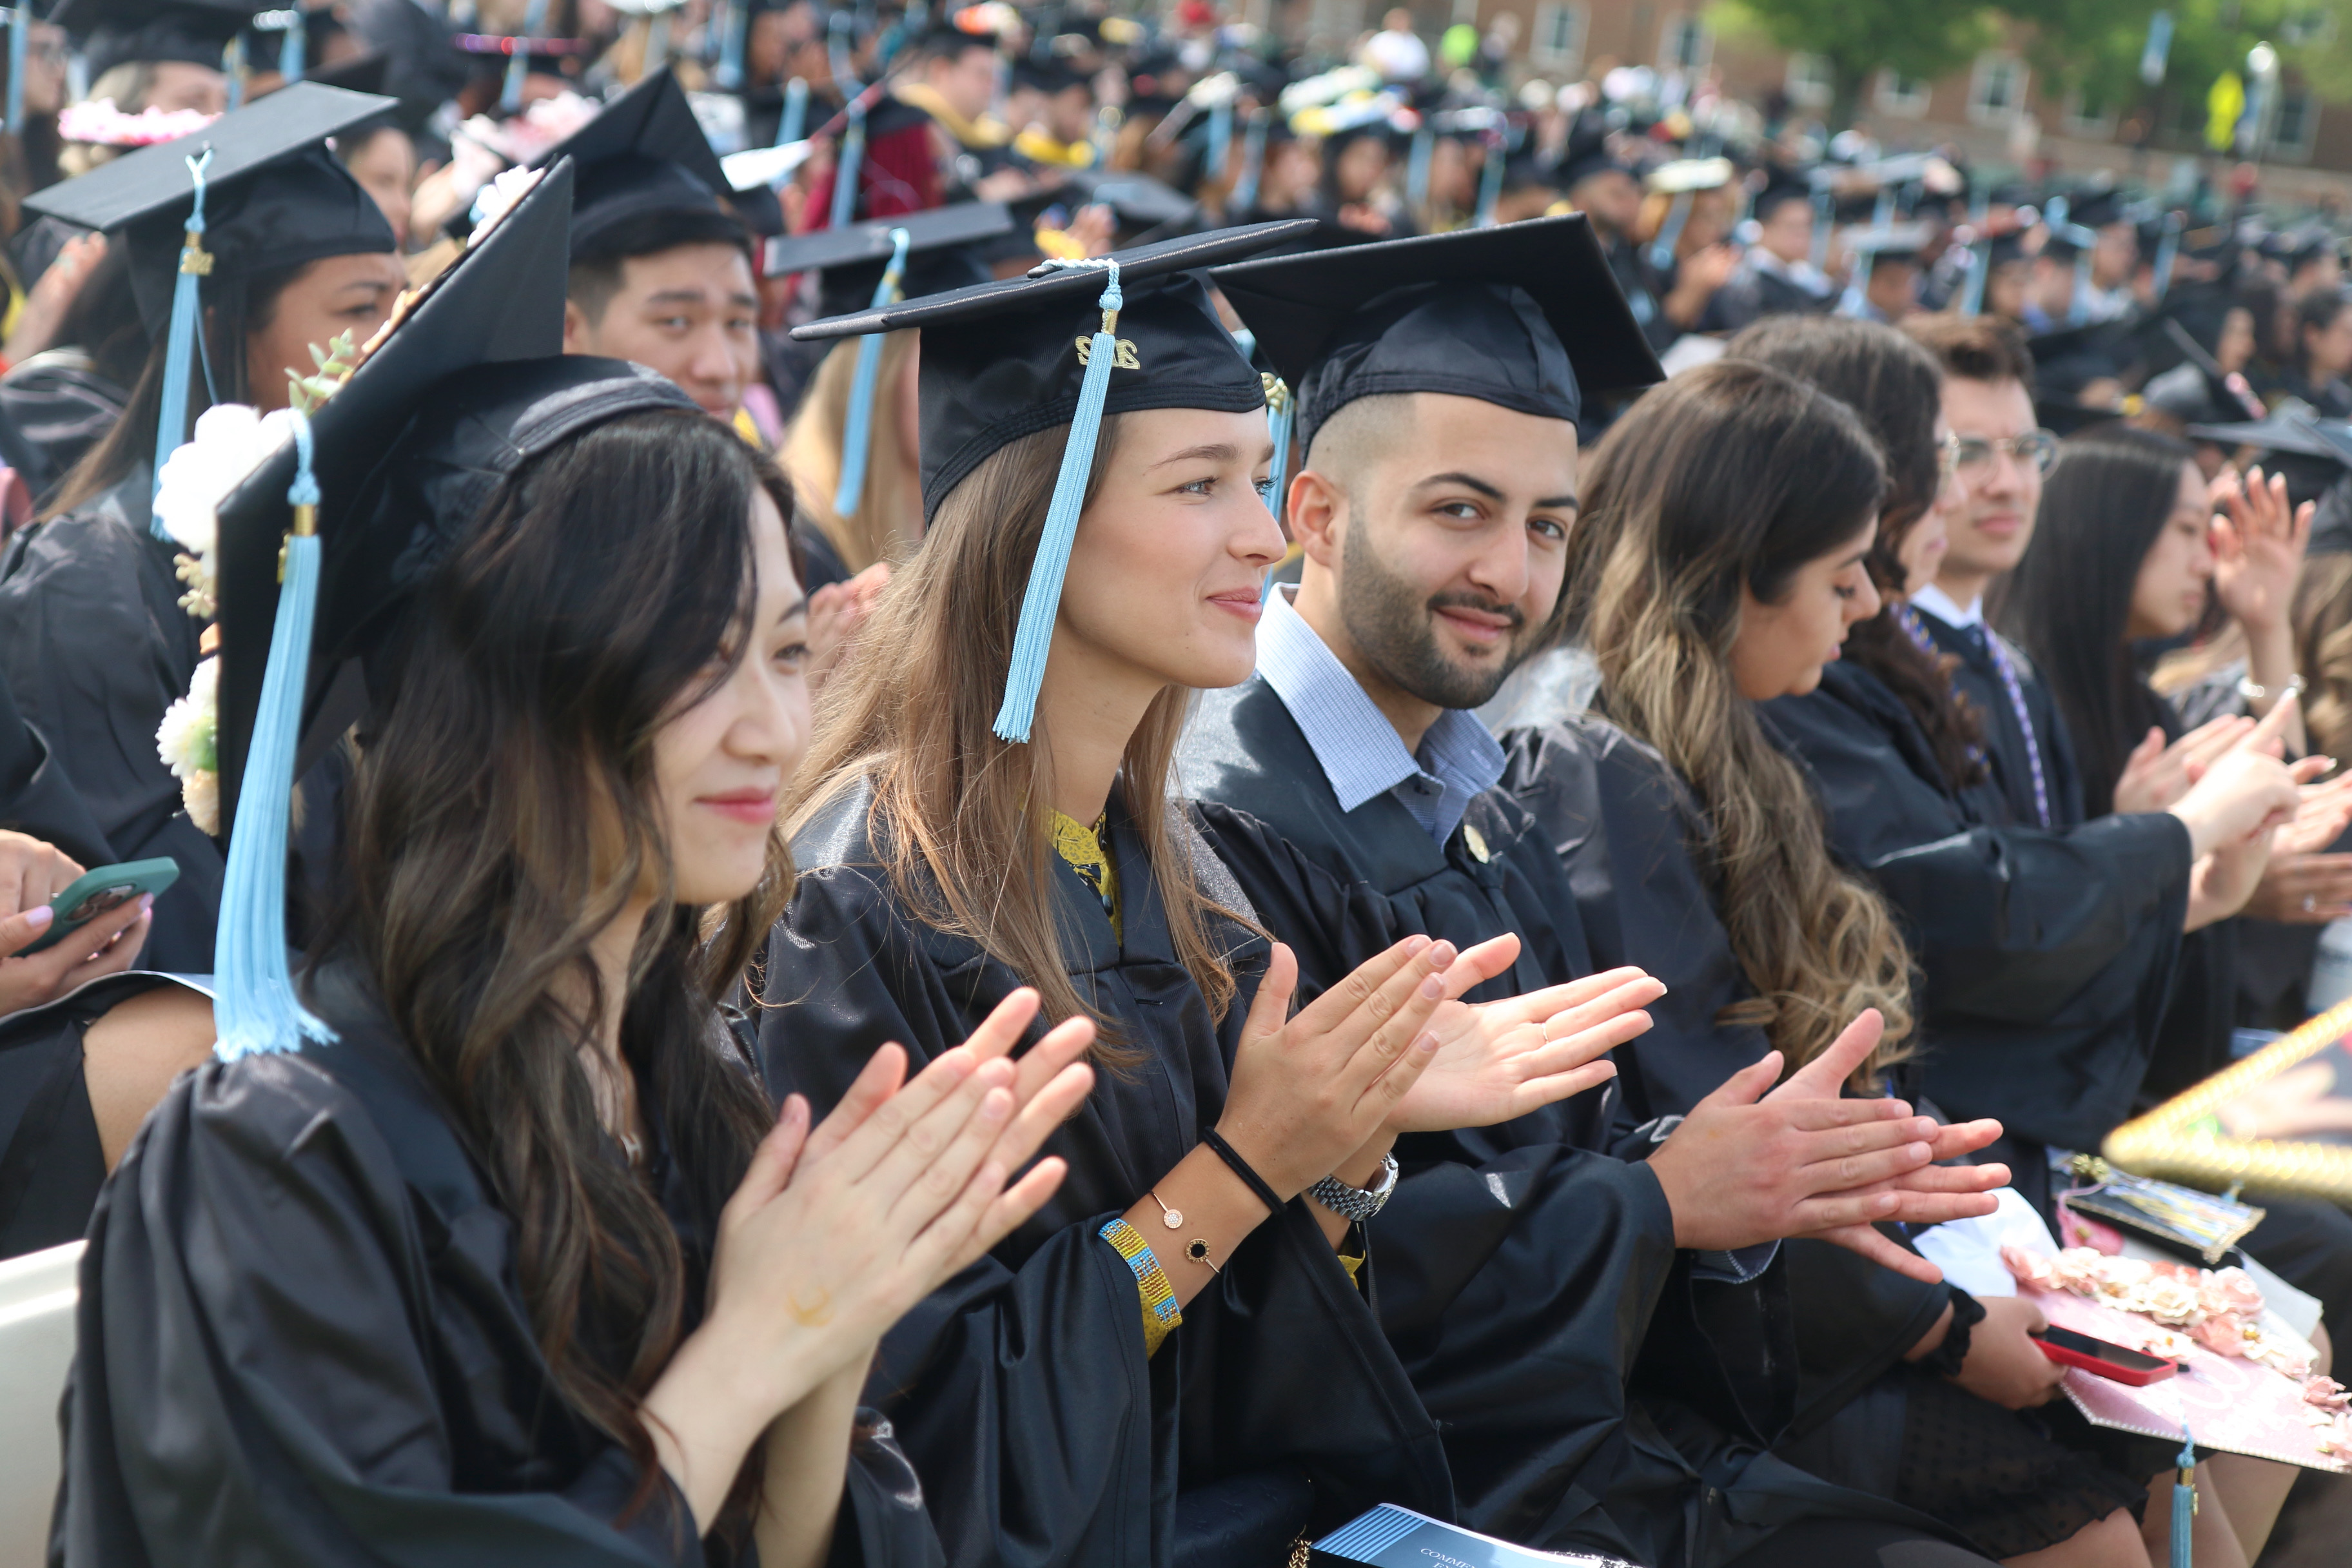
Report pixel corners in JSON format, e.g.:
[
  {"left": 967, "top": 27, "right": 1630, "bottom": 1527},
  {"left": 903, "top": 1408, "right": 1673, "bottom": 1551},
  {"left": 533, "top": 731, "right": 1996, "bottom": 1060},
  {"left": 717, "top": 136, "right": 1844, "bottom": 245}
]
[
  {"left": 1968, "top": 52, "right": 2028, "bottom": 126},
  {"left": 1785, "top": 53, "right": 1832, "bottom": 109},
  {"left": 1530, "top": 1, "right": 1586, "bottom": 68},
  {"left": 1875, "top": 70, "right": 1930, "bottom": 118},
  {"left": 1661, "top": 14, "right": 1711, "bottom": 72},
  {"left": 2064, "top": 89, "right": 2116, "bottom": 137},
  {"left": 2271, "top": 87, "right": 2318, "bottom": 160}
]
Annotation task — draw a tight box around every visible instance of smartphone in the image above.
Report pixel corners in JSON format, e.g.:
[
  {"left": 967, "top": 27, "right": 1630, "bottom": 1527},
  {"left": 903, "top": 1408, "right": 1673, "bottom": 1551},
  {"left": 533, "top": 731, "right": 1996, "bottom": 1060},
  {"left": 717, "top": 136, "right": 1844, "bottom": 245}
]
[
  {"left": 2032, "top": 1324, "right": 2179, "bottom": 1386},
  {"left": 15, "top": 858, "right": 179, "bottom": 956}
]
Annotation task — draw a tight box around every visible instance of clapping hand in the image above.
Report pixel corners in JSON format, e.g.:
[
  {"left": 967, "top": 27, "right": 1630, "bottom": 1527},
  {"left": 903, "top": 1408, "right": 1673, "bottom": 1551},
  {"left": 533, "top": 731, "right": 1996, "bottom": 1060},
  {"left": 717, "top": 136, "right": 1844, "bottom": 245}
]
[{"left": 2210, "top": 465, "right": 2313, "bottom": 640}]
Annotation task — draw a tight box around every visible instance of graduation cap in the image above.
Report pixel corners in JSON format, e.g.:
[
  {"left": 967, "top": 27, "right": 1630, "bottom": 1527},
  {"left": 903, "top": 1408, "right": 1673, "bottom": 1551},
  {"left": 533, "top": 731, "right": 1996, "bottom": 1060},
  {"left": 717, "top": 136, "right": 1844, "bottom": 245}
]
[
  {"left": 306, "top": 49, "right": 391, "bottom": 100},
  {"left": 1021, "top": 166, "right": 1202, "bottom": 239},
  {"left": 54, "top": 0, "right": 246, "bottom": 77},
  {"left": 23, "top": 81, "right": 397, "bottom": 529},
  {"left": 792, "top": 219, "right": 1313, "bottom": 740},
  {"left": 205, "top": 159, "right": 698, "bottom": 1064},
  {"left": 2035, "top": 397, "right": 2125, "bottom": 437},
  {"left": 1208, "top": 215, "right": 1667, "bottom": 461},
  {"left": 765, "top": 200, "right": 1014, "bottom": 315},
  {"left": 1843, "top": 220, "right": 1932, "bottom": 270},
  {"left": 2184, "top": 406, "right": 2352, "bottom": 463},
  {"left": 524, "top": 66, "right": 737, "bottom": 259}
]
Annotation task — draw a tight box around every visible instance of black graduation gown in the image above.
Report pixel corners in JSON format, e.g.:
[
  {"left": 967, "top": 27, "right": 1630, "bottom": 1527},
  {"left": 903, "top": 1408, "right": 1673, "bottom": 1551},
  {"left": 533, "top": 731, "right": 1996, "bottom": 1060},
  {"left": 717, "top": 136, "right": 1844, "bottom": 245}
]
[
  {"left": 0, "top": 467, "right": 221, "bottom": 971},
  {"left": 1181, "top": 680, "right": 1952, "bottom": 1567},
  {"left": 54, "top": 956, "right": 941, "bottom": 1567},
  {"left": 0, "top": 351, "right": 128, "bottom": 506},
  {"left": 1699, "top": 264, "right": 1836, "bottom": 335},
  {"left": 1758, "top": 660, "right": 2191, "bottom": 1153},
  {"left": 0, "top": 663, "right": 110, "bottom": 870},
  {"left": 1494, "top": 718, "right": 1961, "bottom": 1487},
  {"left": 757, "top": 779, "right": 1455, "bottom": 1568}
]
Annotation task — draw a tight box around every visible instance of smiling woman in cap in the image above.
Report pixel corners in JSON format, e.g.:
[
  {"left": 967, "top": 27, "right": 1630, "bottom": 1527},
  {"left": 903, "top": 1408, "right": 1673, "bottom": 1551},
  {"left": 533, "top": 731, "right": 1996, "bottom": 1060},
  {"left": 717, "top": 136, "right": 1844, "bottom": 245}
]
[
  {"left": 54, "top": 157, "right": 1088, "bottom": 1568},
  {"left": 0, "top": 80, "right": 402, "bottom": 973}
]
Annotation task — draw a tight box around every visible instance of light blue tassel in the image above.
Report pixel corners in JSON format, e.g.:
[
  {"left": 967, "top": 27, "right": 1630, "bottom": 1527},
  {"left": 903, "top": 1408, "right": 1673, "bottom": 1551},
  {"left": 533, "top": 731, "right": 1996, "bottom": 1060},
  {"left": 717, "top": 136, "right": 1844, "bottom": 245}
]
[
  {"left": 715, "top": 0, "right": 746, "bottom": 90},
  {"left": 2153, "top": 212, "right": 2182, "bottom": 302},
  {"left": 828, "top": 10, "right": 861, "bottom": 99},
  {"left": 152, "top": 148, "right": 216, "bottom": 536},
  {"left": 1473, "top": 135, "right": 1504, "bottom": 227},
  {"left": 1648, "top": 191, "right": 1692, "bottom": 272},
  {"left": 830, "top": 99, "right": 867, "bottom": 228},
  {"left": 2171, "top": 1425, "right": 2194, "bottom": 1568},
  {"left": 281, "top": 8, "right": 306, "bottom": 83},
  {"left": 776, "top": 77, "right": 809, "bottom": 147},
  {"left": 223, "top": 35, "right": 245, "bottom": 110},
  {"left": 1231, "top": 109, "right": 1266, "bottom": 213},
  {"left": 833, "top": 226, "right": 911, "bottom": 518},
  {"left": 1959, "top": 239, "right": 1991, "bottom": 317},
  {"left": 1404, "top": 124, "right": 1433, "bottom": 213},
  {"left": 993, "top": 260, "right": 1122, "bottom": 743},
  {"left": 503, "top": 0, "right": 548, "bottom": 113},
  {"left": 213, "top": 411, "right": 335, "bottom": 1062},
  {"left": 6, "top": 8, "right": 26, "bottom": 137},
  {"left": 1808, "top": 188, "right": 1834, "bottom": 271},
  {"left": 1206, "top": 99, "right": 1232, "bottom": 187}
]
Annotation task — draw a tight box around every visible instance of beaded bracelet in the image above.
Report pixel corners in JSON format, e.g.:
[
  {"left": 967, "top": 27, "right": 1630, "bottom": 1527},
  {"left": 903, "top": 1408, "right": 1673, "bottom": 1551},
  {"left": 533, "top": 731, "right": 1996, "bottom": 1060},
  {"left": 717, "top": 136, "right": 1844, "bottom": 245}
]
[{"left": 1099, "top": 1217, "right": 1182, "bottom": 1355}]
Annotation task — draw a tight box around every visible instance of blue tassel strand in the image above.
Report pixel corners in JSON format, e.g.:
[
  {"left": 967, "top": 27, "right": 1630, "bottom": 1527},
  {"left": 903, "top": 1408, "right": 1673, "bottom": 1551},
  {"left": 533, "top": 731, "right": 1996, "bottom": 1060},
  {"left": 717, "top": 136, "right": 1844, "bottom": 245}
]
[
  {"left": 777, "top": 77, "right": 809, "bottom": 146},
  {"left": 1473, "top": 135, "right": 1504, "bottom": 227},
  {"left": 830, "top": 99, "right": 867, "bottom": 229},
  {"left": 280, "top": 8, "right": 306, "bottom": 83},
  {"left": 503, "top": 0, "right": 548, "bottom": 113},
  {"left": 1265, "top": 377, "right": 1294, "bottom": 520},
  {"left": 222, "top": 35, "right": 244, "bottom": 110},
  {"left": 833, "top": 226, "right": 911, "bottom": 518},
  {"left": 714, "top": 0, "right": 746, "bottom": 90},
  {"left": 213, "top": 411, "right": 335, "bottom": 1062},
  {"left": 1206, "top": 99, "right": 1232, "bottom": 187},
  {"left": 2171, "top": 1426, "right": 2195, "bottom": 1568},
  {"left": 152, "top": 148, "right": 216, "bottom": 536},
  {"left": 1404, "top": 124, "right": 1433, "bottom": 214},
  {"left": 1231, "top": 110, "right": 1267, "bottom": 213},
  {"left": 6, "top": 8, "right": 26, "bottom": 136},
  {"left": 993, "top": 261, "right": 1122, "bottom": 743}
]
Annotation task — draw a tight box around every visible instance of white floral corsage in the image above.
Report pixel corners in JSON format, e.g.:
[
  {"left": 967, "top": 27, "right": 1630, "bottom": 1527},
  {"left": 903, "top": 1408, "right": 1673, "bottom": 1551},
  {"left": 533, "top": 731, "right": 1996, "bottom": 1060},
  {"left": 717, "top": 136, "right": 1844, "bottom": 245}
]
[
  {"left": 58, "top": 99, "right": 219, "bottom": 147},
  {"left": 156, "top": 656, "right": 220, "bottom": 836},
  {"left": 152, "top": 403, "right": 304, "bottom": 622}
]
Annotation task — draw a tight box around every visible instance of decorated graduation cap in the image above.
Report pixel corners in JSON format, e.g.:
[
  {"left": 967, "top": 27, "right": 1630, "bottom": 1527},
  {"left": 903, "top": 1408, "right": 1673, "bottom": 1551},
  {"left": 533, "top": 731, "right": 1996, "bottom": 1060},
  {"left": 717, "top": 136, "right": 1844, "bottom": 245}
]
[
  {"left": 201, "top": 159, "right": 697, "bottom": 1063},
  {"left": 1208, "top": 214, "right": 1666, "bottom": 464},
  {"left": 524, "top": 65, "right": 738, "bottom": 258},
  {"left": 23, "top": 81, "right": 397, "bottom": 532},
  {"left": 54, "top": 0, "right": 248, "bottom": 77},
  {"left": 792, "top": 219, "right": 1313, "bottom": 741},
  {"left": 2186, "top": 405, "right": 2352, "bottom": 464}
]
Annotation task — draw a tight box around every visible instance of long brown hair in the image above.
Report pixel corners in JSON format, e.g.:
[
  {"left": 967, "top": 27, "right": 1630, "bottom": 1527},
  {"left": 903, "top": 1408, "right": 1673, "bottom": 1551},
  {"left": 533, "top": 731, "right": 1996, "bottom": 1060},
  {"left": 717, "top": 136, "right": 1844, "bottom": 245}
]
[
  {"left": 1563, "top": 360, "right": 1916, "bottom": 1081},
  {"left": 1728, "top": 315, "right": 1986, "bottom": 792},
  {"left": 783, "top": 416, "right": 1242, "bottom": 1053},
  {"left": 779, "top": 329, "right": 924, "bottom": 576},
  {"left": 328, "top": 411, "right": 789, "bottom": 1505}
]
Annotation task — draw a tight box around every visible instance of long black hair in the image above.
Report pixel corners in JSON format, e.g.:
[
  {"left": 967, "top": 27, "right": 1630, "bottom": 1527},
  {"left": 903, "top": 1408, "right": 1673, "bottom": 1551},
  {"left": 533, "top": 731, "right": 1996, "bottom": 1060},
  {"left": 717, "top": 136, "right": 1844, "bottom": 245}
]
[
  {"left": 328, "top": 410, "right": 793, "bottom": 1518},
  {"left": 1727, "top": 315, "right": 1986, "bottom": 792},
  {"left": 1995, "top": 424, "right": 2198, "bottom": 816}
]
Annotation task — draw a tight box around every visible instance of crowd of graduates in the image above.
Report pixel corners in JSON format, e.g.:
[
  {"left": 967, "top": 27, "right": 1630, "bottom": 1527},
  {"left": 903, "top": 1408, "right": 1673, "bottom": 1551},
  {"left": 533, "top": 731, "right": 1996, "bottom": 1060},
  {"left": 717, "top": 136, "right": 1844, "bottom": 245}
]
[{"left": 6, "top": 4, "right": 2352, "bottom": 1568}]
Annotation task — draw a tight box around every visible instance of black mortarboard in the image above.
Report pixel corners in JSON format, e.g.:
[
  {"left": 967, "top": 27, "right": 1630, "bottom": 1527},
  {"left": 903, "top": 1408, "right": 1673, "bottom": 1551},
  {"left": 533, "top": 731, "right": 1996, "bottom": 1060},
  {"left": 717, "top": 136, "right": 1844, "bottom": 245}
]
[
  {"left": 796, "top": 221, "right": 1306, "bottom": 513},
  {"left": 1017, "top": 166, "right": 1203, "bottom": 238},
  {"left": 54, "top": 0, "right": 246, "bottom": 77},
  {"left": 1844, "top": 221, "right": 1932, "bottom": 269},
  {"left": 1208, "top": 215, "right": 1665, "bottom": 459},
  {"left": 2184, "top": 406, "right": 2351, "bottom": 464},
  {"left": 765, "top": 201, "right": 1014, "bottom": 316},
  {"left": 526, "top": 66, "right": 738, "bottom": 259},
  {"left": 792, "top": 220, "right": 1312, "bottom": 741},
  {"left": 2035, "top": 397, "right": 2124, "bottom": 437},
  {"left": 1561, "top": 142, "right": 1632, "bottom": 191},
  {"left": 307, "top": 49, "right": 392, "bottom": 100},
  {"left": 25, "top": 81, "right": 398, "bottom": 341},
  {"left": 212, "top": 159, "right": 652, "bottom": 823},
  {"left": 1752, "top": 173, "right": 1813, "bottom": 222}
]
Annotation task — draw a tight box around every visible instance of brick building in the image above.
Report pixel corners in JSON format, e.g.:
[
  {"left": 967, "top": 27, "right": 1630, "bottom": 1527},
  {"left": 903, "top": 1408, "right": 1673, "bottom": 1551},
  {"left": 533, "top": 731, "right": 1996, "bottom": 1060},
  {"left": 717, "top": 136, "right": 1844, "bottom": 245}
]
[{"left": 1289, "top": 0, "right": 2352, "bottom": 206}]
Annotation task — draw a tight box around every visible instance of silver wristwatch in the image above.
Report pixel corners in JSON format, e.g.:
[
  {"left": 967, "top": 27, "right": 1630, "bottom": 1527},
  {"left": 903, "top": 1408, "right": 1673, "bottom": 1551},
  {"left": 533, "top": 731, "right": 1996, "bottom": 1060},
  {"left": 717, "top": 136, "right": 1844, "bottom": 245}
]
[{"left": 1307, "top": 1153, "right": 1400, "bottom": 1222}]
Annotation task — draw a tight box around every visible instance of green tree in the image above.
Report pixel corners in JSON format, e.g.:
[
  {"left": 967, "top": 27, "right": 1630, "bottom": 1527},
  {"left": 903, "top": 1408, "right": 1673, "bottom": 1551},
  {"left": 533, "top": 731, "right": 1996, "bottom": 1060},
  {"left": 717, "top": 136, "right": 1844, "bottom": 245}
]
[
  {"left": 2012, "top": 1, "right": 2346, "bottom": 150},
  {"left": 1710, "top": 0, "right": 2000, "bottom": 130}
]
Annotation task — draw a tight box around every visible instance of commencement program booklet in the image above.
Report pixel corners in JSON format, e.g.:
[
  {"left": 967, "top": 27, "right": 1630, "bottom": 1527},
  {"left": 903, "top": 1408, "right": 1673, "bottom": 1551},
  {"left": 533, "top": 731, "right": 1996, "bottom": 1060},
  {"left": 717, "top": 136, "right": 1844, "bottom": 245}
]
[{"left": 1311, "top": 1505, "right": 1638, "bottom": 1568}]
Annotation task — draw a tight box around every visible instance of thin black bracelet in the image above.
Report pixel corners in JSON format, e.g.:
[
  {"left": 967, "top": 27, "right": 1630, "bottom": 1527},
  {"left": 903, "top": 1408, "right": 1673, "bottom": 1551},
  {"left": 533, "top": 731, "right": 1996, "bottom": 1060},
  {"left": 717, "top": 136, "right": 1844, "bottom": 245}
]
[
  {"left": 1919, "top": 1288, "right": 1986, "bottom": 1380},
  {"left": 1200, "top": 1128, "right": 1285, "bottom": 1216}
]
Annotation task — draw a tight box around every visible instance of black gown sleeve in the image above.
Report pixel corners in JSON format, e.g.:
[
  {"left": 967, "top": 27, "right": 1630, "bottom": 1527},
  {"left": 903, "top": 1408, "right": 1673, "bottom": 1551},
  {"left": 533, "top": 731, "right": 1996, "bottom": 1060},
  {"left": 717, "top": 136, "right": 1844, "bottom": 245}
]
[
  {"left": 55, "top": 1051, "right": 937, "bottom": 1568},
  {"left": 0, "top": 664, "right": 112, "bottom": 870},
  {"left": 1760, "top": 669, "right": 2191, "bottom": 1149},
  {"left": 760, "top": 861, "right": 1451, "bottom": 1567}
]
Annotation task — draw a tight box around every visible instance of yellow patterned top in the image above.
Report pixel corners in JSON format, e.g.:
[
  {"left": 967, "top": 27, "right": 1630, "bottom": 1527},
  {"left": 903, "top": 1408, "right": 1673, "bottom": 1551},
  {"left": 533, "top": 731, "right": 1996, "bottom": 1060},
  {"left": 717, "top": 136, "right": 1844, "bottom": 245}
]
[{"left": 1050, "top": 809, "right": 1120, "bottom": 941}]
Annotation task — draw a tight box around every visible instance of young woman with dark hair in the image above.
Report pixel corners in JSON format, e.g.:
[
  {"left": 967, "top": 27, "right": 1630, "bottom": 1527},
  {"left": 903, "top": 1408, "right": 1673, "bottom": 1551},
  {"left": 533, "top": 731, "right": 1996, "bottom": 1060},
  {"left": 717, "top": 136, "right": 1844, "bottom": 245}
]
[{"left": 57, "top": 348, "right": 1095, "bottom": 1565}]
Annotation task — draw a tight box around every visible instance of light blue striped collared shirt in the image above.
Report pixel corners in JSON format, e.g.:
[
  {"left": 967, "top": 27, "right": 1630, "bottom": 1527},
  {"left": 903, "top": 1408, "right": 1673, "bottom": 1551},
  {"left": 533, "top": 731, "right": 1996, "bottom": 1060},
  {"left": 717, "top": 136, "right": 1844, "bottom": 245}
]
[{"left": 1254, "top": 583, "right": 1506, "bottom": 846}]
